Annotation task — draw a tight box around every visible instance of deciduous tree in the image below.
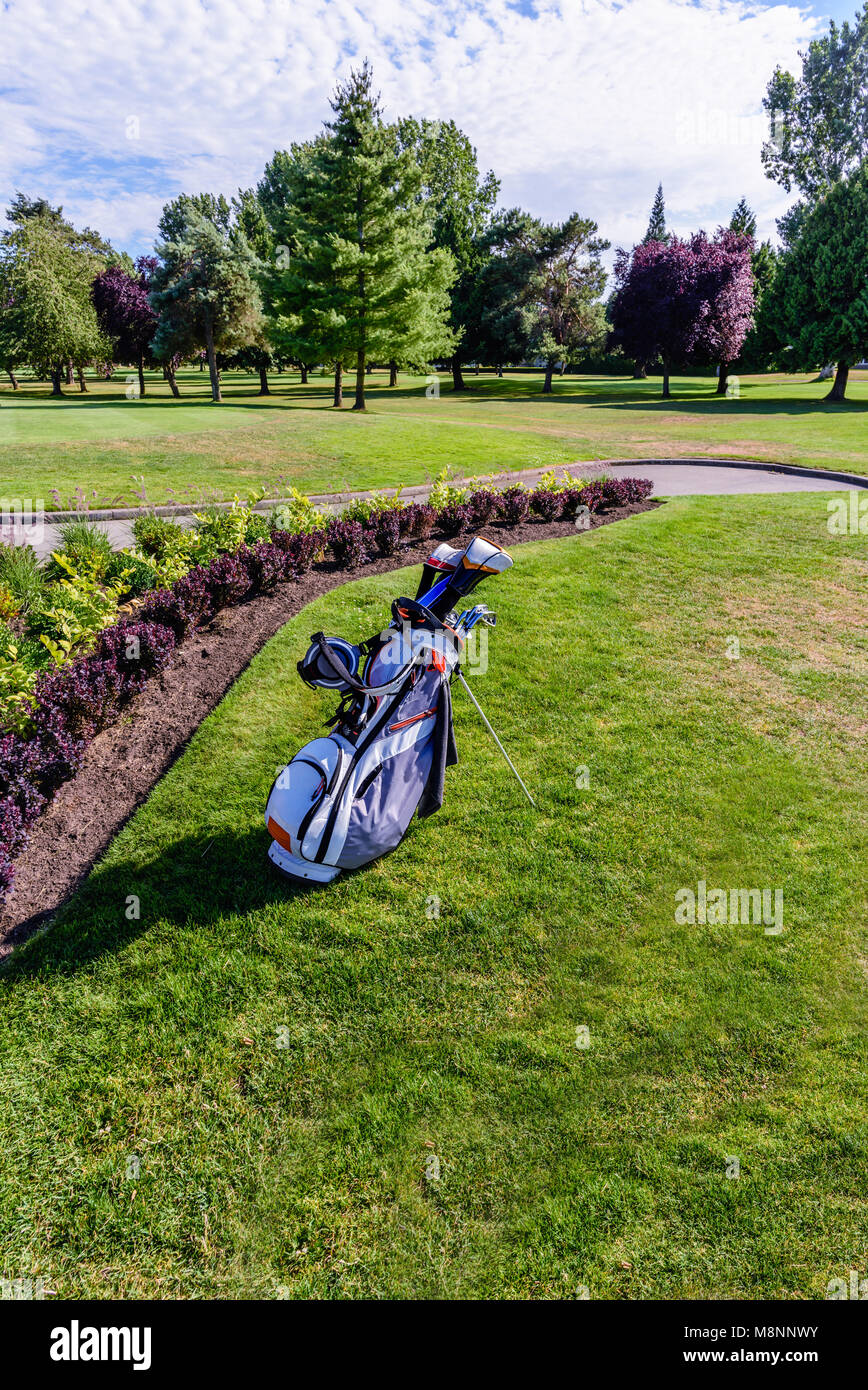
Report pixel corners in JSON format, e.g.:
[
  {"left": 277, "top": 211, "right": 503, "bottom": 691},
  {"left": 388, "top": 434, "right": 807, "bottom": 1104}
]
[
  {"left": 609, "top": 231, "right": 754, "bottom": 399},
  {"left": 762, "top": 5, "right": 868, "bottom": 201},
  {"left": 768, "top": 164, "right": 868, "bottom": 401},
  {"left": 91, "top": 258, "right": 157, "bottom": 397},
  {"left": 0, "top": 217, "right": 111, "bottom": 395},
  {"left": 396, "top": 117, "right": 499, "bottom": 391}
]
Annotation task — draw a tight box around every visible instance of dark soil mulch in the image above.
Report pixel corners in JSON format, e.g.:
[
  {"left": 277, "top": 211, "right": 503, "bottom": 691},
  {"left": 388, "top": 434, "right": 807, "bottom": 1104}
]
[{"left": 0, "top": 502, "right": 659, "bottom": 955}]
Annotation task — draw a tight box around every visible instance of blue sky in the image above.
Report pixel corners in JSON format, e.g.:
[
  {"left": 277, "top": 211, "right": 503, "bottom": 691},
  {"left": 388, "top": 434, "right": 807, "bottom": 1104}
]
[{"left": 0, "top": 0, "right": 859, "bottom": 260}]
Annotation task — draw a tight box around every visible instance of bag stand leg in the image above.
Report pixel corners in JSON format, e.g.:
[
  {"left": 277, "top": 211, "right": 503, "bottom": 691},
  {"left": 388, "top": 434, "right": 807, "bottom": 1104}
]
[{"left": 454, "top": 670, "right": 537, "bottom": 808}]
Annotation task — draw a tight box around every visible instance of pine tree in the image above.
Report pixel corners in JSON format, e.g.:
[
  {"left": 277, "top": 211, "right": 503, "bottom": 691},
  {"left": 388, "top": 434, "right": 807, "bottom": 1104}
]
[
  {"left": 729, "top": 197, "right": 758, "bottom": 239},
  {"left": 642, "top": 184, "right": 669, "bottom": 244},
  {"left": 770, "top": 164, "right": 868, "bottom": 402},
  {"left": 267, "top": 63, "right": 456, "bottom": 411}
]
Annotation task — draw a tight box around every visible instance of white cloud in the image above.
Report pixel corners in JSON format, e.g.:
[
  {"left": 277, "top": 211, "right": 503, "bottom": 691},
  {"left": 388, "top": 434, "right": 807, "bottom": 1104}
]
[{"left": 0, "top": 0, "right": 819, "bottom": 255}]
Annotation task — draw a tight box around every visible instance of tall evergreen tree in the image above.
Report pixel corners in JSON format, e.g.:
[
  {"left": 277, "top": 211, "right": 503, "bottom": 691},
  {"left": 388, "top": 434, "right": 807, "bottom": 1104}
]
[
  {"left": 642, "top": 184, "right": 669, "bottom": 244},
  {"left": 267, "top": 64, "right": 456, "bottom": 411},
  {"left": 229, "top": 188, "right": 279, "bottom": 394},
  {"left": 736, "top": 240, "right": 783, "bottom": 371},
  {"left": 768, "top": 164, "right": 868, "bottom": 402},
  {"left": 729, "top": 197, "right": 758, "bottom": 239}
]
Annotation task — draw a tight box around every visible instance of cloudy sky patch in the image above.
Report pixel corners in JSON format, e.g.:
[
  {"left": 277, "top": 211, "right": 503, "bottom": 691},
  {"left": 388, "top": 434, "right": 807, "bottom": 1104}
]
[{"left": 0, "top": 0, "right": 838, "bottom": 256}]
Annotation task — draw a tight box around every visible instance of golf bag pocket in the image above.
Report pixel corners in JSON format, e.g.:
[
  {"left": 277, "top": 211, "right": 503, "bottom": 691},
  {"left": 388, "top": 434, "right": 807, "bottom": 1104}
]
[
  {"left": 338, "top": 721, "right": 436, "bottom": 870},
  {"left": 265, "top": 737, "right": 346, "bottom": 858}
]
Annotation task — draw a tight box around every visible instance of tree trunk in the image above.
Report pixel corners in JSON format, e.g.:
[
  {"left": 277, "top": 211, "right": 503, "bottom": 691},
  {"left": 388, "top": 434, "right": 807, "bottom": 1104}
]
[
  {"left": 138, "top": 355, "right": 146, "bottom": 399},
  {"left": 475, "top": 364, "right": 479, "bottom": 375},
  {"left": 542, "top": 361, "right": 555, "bottom": 393},
  {"left": 258, "top": 365, "right": 270, "bottom": 395},
  {"left": 716, "top": 362, "right": 729, "bottom": 396},
  {"left": 662, "top": 360, "right": 671, "bottom": 399},
  {"left": 300, "top": 363, "right": 308, "bottom": 384},
  {"left": 825, "top": 361, "right": 849, "bottom": 402},
  {"left": 204, "top": 320, "right": 221, "bottom": 402},
  {"left": 199, "top": 357, "right": 205, "bottom": 371},
  {"left": 451, "top": 358, "right": 465, "bottom": 392},
  {"left": 65, "top": 360, "right": 74, "bottom": 386},
  {"left": 166, "top": 363, "right": 180, "bottom": 398},
  {"left": 353, "top": 218, "right": 366, "bottom": 410},
  {"left": 633, "top": 362, "right": 647, "bottom": 379},
  {"left": 50, "top": 365, "right": 63, "bottom": 396},
  {"left": 333, "top": 362, "right": 343, "bottom": 408},
  {"left": 559, "top": 361, "right": 566, "bottom": 375},
  {"left": 352, "top": 349, "right": 366, "bottom": 411},
  {"left": 7, "top": 369, "right": 18, "bottom": 389},
  {"left": 78, "top": 367, "right": 87, "bottom": 392},
  {"left": 389, "top": 360, "right": 398, "bottom": 388}
]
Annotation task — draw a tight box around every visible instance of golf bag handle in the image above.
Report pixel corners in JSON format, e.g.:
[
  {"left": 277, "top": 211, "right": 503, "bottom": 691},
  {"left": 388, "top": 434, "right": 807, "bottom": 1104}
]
[{"left": 390, "top": 597, "right": 445, "bottom": 631}]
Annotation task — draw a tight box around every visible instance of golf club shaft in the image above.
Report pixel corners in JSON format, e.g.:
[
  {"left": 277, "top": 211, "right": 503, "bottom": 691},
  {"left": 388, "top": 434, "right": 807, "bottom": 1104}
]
[{"left": 455, "top": 670, "right": 537, "bottom": 809}]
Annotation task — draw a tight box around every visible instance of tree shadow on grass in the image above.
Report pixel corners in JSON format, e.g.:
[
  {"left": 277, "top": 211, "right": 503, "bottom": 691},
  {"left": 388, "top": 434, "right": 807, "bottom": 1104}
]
[
  {"left": 2, "top": 821, "right": 321, "bottom": 985},
  {"left": 582, "top": 395, "right": 868, "bottom": 416}
]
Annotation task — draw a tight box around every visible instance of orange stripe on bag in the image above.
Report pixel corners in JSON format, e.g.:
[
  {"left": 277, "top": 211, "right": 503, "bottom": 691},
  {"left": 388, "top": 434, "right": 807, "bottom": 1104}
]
[
  {"left": 267, "top": 816, "right": 292, "bottom": 853},
  {"left": 389, "top": 707, "right": 437, "bottom": 732}
]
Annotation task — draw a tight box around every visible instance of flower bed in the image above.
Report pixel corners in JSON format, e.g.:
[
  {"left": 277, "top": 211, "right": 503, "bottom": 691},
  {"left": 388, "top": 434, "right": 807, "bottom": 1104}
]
[{"left": 0, "top": 473, "right": 652, "bottom": 905}]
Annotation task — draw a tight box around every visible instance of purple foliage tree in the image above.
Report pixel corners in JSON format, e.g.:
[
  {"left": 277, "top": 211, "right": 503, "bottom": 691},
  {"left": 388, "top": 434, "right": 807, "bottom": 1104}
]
[
  {"left": 91, "top": 256, "right": 157, "bottom": 398},
  {"left": 609, "top": 231, "right": 755, "bottom": 398}
]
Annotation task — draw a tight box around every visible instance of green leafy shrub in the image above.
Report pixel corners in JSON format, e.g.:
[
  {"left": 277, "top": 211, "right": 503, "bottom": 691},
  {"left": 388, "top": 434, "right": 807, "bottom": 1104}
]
[
  {"left": 428, "top": 466, "right": 467, "bottom": 511},
  {"left": 0, "top": 648, "right": 38, "bottom": 735},
  {"left": 244, "top": 512, "right": 272, "bottom": 545},
  {"left": 0, "top": 585, "right": 20, "bottom": 622},
  {"left": 0, "top": 543, "right": 44, "bottom": 614},
  {"left": 192, "top": 498, "right": 251, "bottom": 558},
  {"left": 268, "top": 488, "right": 328, "bottom": 536},
  {"left": 132, "top": 514, "right": 191, "bottom": 559},
  {"left": 27, "top": 555, "right": 122, "bottom": 667},
  {"left": 54, "top": 519, "right": 113, "bottom": 581},
  {"left": 341, "top": 487, "right": 403, "bottom": 525},
  {"left": 105, "top": 550, "right": 160, "bottom": 599}
]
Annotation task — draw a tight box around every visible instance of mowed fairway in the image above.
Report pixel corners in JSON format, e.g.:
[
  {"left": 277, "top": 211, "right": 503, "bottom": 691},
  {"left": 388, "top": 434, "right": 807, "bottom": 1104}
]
[
  {"left": 1, "top": 494, "right": 866, "bottom": 1299},
  {"left": 1, "top": 368, "right": 867, "bottom": 508}
]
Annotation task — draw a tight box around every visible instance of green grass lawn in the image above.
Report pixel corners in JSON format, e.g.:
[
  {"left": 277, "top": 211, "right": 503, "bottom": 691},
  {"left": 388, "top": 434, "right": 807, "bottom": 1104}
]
[
  {"left": 2, "top": 367, "right": 867, "bottom": 508},
  {"left": 1, "top": 494, "right": 867, "bottom": 1299}
]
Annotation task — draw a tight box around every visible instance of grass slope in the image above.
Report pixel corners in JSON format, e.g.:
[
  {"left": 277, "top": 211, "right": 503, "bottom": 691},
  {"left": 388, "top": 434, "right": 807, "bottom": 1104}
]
[
  {"left": 1, "top": 494, "right": 866, "bottom": 1299},
  {"left": 1, "top": 368, "right": 867, "bottom": 507}
]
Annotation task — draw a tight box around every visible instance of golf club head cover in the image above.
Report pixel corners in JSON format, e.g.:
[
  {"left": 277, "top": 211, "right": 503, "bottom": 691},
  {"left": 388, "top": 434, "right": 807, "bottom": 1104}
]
[
  {"left": 420, "top": 536, "right": 513, "bottom": 617},
  {"left": 415, "top": 542, "right": 463, "bottom": 603}
]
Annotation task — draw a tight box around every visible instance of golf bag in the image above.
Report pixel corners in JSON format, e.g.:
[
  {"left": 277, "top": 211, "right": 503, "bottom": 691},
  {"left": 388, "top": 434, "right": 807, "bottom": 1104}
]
[{"left": 265, "top": 535, "right": 515, "bottom": 884}]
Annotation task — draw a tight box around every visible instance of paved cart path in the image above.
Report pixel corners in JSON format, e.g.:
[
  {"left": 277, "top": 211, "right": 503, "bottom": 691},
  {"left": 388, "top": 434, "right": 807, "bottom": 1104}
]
[{"left": 23, "top": 459, "right": 862, "bottom": 560}]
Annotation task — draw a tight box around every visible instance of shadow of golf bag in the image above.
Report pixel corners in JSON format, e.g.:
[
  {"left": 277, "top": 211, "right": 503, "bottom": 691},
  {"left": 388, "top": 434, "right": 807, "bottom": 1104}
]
[{"left": 264, "top": 535, "right": 515, "bottom": 884}]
